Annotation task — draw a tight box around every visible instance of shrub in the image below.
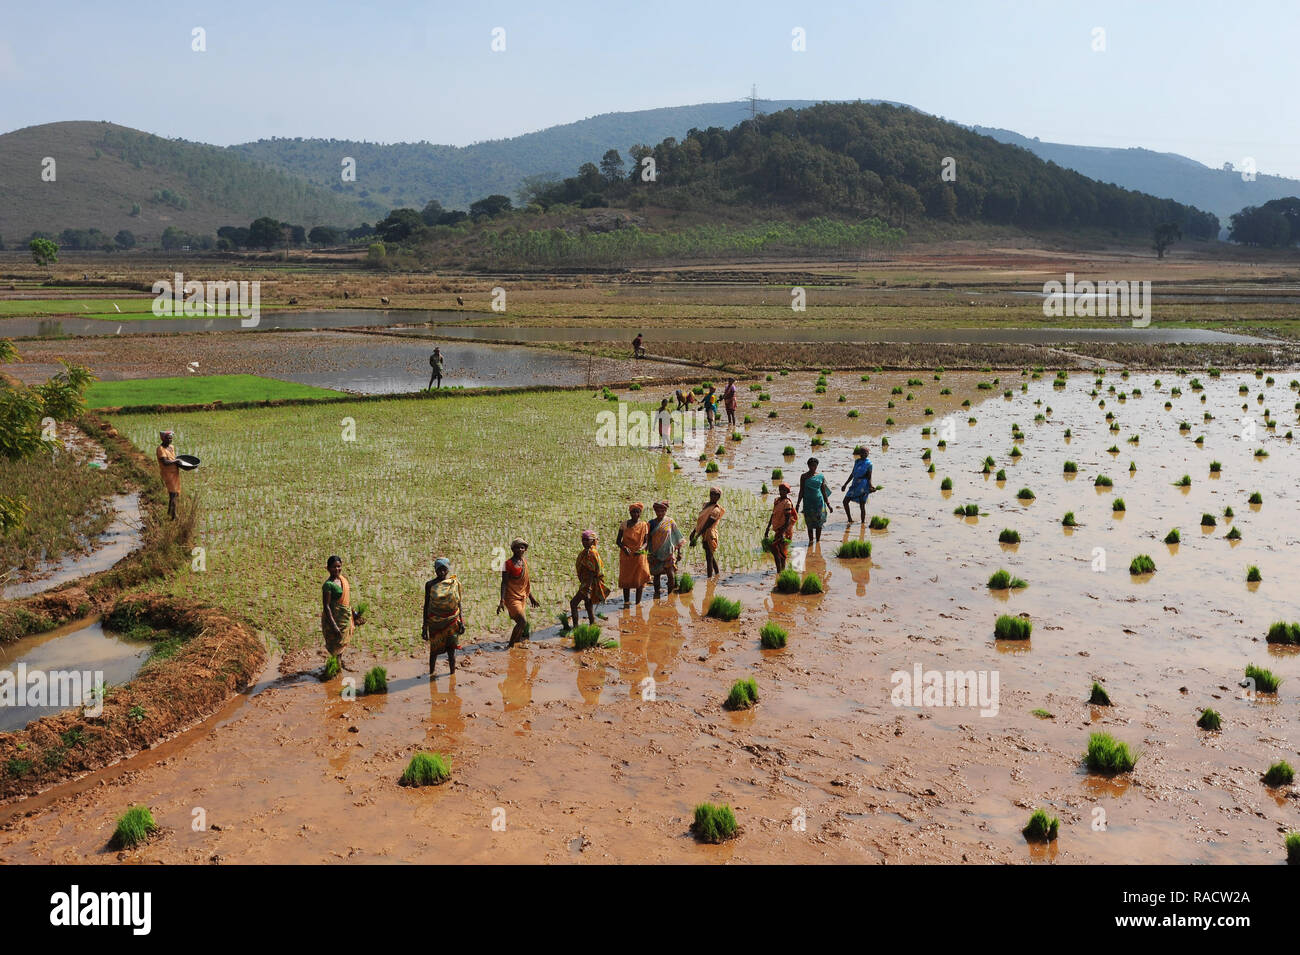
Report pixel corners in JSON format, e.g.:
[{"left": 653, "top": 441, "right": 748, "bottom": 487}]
[
  {"left": 110, "top": 805, "right": 158, "bottom": 849},
  {"left": 725, "top": 677, "right": 759, "bottom": 711},
  {"left": 998, "top": 528, "right": 1020, "bottom": 544},
  {"left": 1197, "top": 708, "right": 1221, "bottom": 731},
  {"left": 1084, "top": 732, "right": 1139, "bottom": 774},
  {"left": 706, "top": 596, "right": 742, "bottom": 621},
  {"left": 799, "top": 573, "right": 824, "bottom": 595},
  {"left": 1129, "top": 554, "right": 1156, "bottom": 575},
  {"left": 401, "top": 752, "right": 451, "bottom": 787},
  {"left": 1246, "top": 663, "right": 1282, "bottom": 693},
  {"left": 363, "top": 666, "right": 388, "bottom": 694},
  {"left": 572, "top": 624, "right": 602, "bottom": 649},
  {"left": 759, "top": 622, "right": 788, "bottom": 649},
  {"left": 774, "top": 568, "right": 801, "bottom": 593},
  {"left": 1022, "top": 809, "right": 1060, "bottom": 842},
  {"left": 691, "top": 803, "right": 738, "bottom": 843},
  {"left": 994, "top": 615, "right": 1031, "bottom": 640},
  {"left": 1088, "top": 682, "right": 1111, "bottom": 706},
  {"left": 1263, "top": 761, "right": 1295, "bottom": 786},
  {"left": 835, "top": 540, "right": 872, "bottom": 559}
]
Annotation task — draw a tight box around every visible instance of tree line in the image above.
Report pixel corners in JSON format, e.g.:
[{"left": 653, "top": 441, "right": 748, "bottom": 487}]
[{"left": 1228, "top": 198, "right": 1300, "bottom": 247}]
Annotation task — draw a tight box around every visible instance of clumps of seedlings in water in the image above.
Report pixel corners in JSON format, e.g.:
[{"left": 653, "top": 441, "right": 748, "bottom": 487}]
[
  {"left": 941, "top": 477, "right": 953, "bottom": 491},
  {"left": 1255, "top": 447, "right": 1269, "bottom": 457},
  {"left": 1226, "top": 526, "right": 1242, "bottom": 541},
  {"left": 1246, "top": 663, "right": 1282, "bottom": 693},
  {"left": 363, "top": 666, "right": 388, "bottom": 694},
  {"left": 885, "top": 417, "right": 895, "bottom": 426},
  {"left": 706, "top": 596, "right": 742, "bottom": 621},
  {"left": 768, "top": 411, "right": 778, "bottom": 418},
  {"left": 977, "top": 381, "right": 993, "bottom": 390},
  {"left": 401, "top": 752, "right": 451, "bottom": 787},
  {"left": 1174, "top": 474, "right": 1191, "bottom": 487},
  {"left": 869, "top": 515, "right": 890, "bottom": 530},
  {"left": 1197, "top": 708, "right": 1221, "bottom": 731},
  {"left": 1164, "top": 528, "right": 1181, "bottom": 544},
  {"left": 1164, "top": 401, "right": 1172, "bottom": 410},
  {"left": 1287, "top": 832, "right": 1300, "bottom": 865},
  {"left": 1106, "top": 444, "right": 1119, "bottom": 453},
  {"left": 927, "top": 463, "right": 935, "bottom": 474},
  {"left": 771, "top": 468, "right": 783, "bottom": 480},
  {"left": 725, "top": 677, "right": 759, "bottom": 711},
  {"left": 1016, "top": 487, "right": 1035, "bottom": 500},
  {"left": 995, "top": 469, "right": 1007, "bottom": 481},
  {"left": 692, "top": 803, "right": 739, "bottom": 843},
  {"left": 799, "top": 573, "right": 824, "bottom": 595},
  {"left": 572, "top": 624, "right": 603, "bottom": 650},
  {"left": 783, "top": 445, "right": 796, "bottom": 456},
  {"left": 676, "top": 572, "right": 694, "bottom": 593},
  {"left": 1266, "top": 622, "right": 1300, "bottom": 645},
  {"left": 774, "top": 568, "right": 802, "bottom": 594},
  {"left": 1010, "top": 446, "right": 1022, "bottom": 458},
  {"left": 801, "top": 401, "right": 814, "bottom": 410},
  {"left": 759, "top": 622, "right": 788, "bottom": 649},
  {"left": 1004, "top": 390, "right": 1013, "bottom": 398},
  {"left": 954, "top": 503, "right": 980, "bottom": 517},
  {"left": 998, "top": 528, "right": 1020, "bottom": 544},
  {"left": 1088, "top": 682, "right": 1111, "bottom": 706},
  {"left": 988, "top": 569, "right": 1028, "bottom": 590},
  {"left": 1063, "top": 460, "right": 1077, "bottom": 473},
  {"left": 1127, "top": 434, "right": 1139, "bottom": 444},
  {"left": 847, "top": 409, "right": 859, "bottom": 418},
  {"left": 1128, "top": 461, "right": 1137, "bottom": 473},
  {"left": 881, "top": 437, "right": 889, "bottom": 449},
  {"left": 1246, "top": 565, "right": 1262, "bottom": 583},
  {"left": 1209, "top": 461, "right": 1221, "bottom": 473},
  {"left": 1263, "top": 761, "right": 1295, "bottom": 787},
  {"left": 1129, "top": 554, "right": 1156, "bottom": 575},
  {"left": 994, "top": 614, "right": 1032, "bottom": 640},
  {"left": 1084, "top": 732, "right": 1140, "bottom": 774},
  {"left": 322, "top": 655, "right": 341, "bottom": 680},
  {"left": 705, "top": 461, "right": 719, "bottom": 473},
  {"left": 1062, "top": 511, "right": 1077, "bottom": 527},
  {"left": 921, "top": 448, "right": 931, "bottom": 461},
  {"left": 1094, "top": 474, "right": 1112, "bottom": 487},
  {"left": 1248, "top": 491, "right": 1263, "bottom": 505},
  {"left": 835, "top": 540, "right": 872, "bottom": 559},
  {"left": 1064, "top": 428, "right": 1072, "bottom": 438},
  {"left": 1022, "top": 809, "right": 1060, "bottom": 843},
  {"left": 1200, "top": 513, "right": 1216, "bottom": 527},
  {"left": 1112, "top": 498, "right": 1125, "bottom": 512},
  {"left": 110, "top": 806, "right": 158, "bottom": 849}
]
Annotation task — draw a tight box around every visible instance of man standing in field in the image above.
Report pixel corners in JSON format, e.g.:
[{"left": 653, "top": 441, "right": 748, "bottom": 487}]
[
  {"left": 156, "top": 430, "right": 181, "bottom": 519},
  {"left": 427, "top": 347, "right": 445, "bottom": 390}
]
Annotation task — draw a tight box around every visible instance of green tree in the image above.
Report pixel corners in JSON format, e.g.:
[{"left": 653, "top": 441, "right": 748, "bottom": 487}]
[
  {"left": 1152, "top": 222, "right": 1181, "bottom": 258},
  {"left": 469, "top": 194, "right": 513, "bottom": 220},
  {"left": 29, "top": 237, "right": 58, "bottom": 266},
  {"left": 248, "top": 216, "right": 283, "bottom": 250},
  {"left": 114, "top": 229, "right": 136, "bottom": 250},
  {"left": 599, "top": 149, "right": 625, "bottom": 183}
]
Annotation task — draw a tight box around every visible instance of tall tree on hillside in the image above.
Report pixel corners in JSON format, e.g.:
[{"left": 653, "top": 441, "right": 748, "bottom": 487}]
[
  {"left": 248, "top": 216, "right": 283, "bottom": 250},
  {"left": 469, "top": 195, "right": 513, "bottom": 220},
  {"left": 1152, "top": 222, "right": 1181, "bottom": 259},
  {"left": 420, "top": 199, "right": 445, "bottom": 226},
  {"left": 599, "top": 149, "right": 625, "bottom": 184}
]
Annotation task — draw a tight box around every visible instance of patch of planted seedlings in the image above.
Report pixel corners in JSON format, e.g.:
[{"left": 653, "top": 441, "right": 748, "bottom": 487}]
[
  {"left": 110, "top": 806, "right": 158, "bottom": 850},
  {"left": 994, "top": 614, "right": 1032, "bottom": 640},
  {"left": 1088, "top": 682, "right": 1111, "bottom": 706},
  {"left": 998, "top": 528, "right": 1020, "bottom": 544},
  {"left": 400, "top": 752, "right": 451, "bottom": 787},
  {"left": 799, "top": 573, "right": 824, "bottom": 595},
  {"left": 724, "top": 677, "right": 759, "bottom": 711},
  {"left": 1022, "top": 809, "right": 1059, "bottom": 842},
  {"left": 988, "top": 569, "right": 1027, "bottom": 590},
  {"left": 1263, "top": 761, "right": 1295, "bottom": 786},
  {"left": 706, "top": 596, "right": 742, "bottom": 621},
  {"left": 691, "top": 803, "right": 739, "bottom": 844},
  {"left": 1084, "top": 732, "right": 1140, "bottom": 774},
  {"left": 1197, "top": 708, "right": 1221, "bottom": 731},
  {"left": 759, "top": 622, "right": 788, "bottom": 649},
  {"left": 835, "top": 540, "right": 872, "bottom": 559},
  {"left": 1129, "top": 554, "right": 1156, "bottom": 575},
  {"left": 1246, "top": 663, "right": 1282, "bottom": 694},
  {"left": 774, "top": 568, "right": 801, "bottom": 594}
]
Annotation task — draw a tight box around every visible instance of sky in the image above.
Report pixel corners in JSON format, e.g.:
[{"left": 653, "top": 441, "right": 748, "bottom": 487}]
[{"left": 2, "top": 0, "right": 1298, "bottom": 176}]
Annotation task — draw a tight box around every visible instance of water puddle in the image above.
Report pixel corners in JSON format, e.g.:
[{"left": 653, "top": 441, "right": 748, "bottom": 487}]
[{"left": 1, "top": 492, "right": 143, "bottom": 600}]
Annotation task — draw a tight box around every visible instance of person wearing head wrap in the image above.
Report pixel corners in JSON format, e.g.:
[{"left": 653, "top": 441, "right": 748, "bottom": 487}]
[
  {"left": 689, "top": 486, "right": 726, "bottom": 579},
  {"left": 615, "top": 502, "right": 652, "bottom": 607},
  {"left": 156, "top": 430, "right": 181, "bottom": 519},
  {"left": 840, "top": 444, "right": 877, "bottom": 524},
  {"left": 647, "top": 500, "right": 684, "bottom": 596},
  {"left": 422, "top": 556, "right": 463, "bottom": 675},
  {"left": 497, "top": 538, "right": 539, "bottom": 646},
  {"left": 796, "top": 456, "right": 831, "bottom": 544},
  {"left": 763, "top": 482, "right": 799, "bottom": 572},
  {"left": 569, "top": 530, "right": 610, "bottom": 628},
  {"left": 321, "top": 555, "right": 353, "bottom": 667}
]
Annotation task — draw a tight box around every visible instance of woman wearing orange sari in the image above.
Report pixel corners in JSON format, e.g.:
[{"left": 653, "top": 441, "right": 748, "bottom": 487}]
[
  {"left": 763, "top": 482, "right": 799, "bottom": 572},
  {"left": 690, "top": 486, "right": 726, "bottom": 579},
  {"left": 497, "top": 537, "right": 540, "bottom": 646},
  {"left": 615, "top": 502, "right": 652, "bottom": 607},
  {"left": 647, "top": 500, "right": 684, "bottom": 597},
  {"left": 569, "top": 529, "right": 611, "bottom": 627}
]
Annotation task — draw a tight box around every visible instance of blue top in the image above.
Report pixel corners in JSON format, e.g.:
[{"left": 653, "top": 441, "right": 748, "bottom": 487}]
[{"left": 849, "top": 457, "right": 873, "bottom": 494}]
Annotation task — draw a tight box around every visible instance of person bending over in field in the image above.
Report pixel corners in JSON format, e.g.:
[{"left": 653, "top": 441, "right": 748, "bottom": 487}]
[
  {"left": 796, "top": 456, "right": 831, "bottom": 545},
  {"left": 632, "top": 333, "right": 645, "bottom": 359},
  {"left": 569, "top": 530, "right": 610, "bottom": 627},
  {"left": 427, "top": 347, "right": 445, "bottom": 390},
  {"left": 616, "top": 502, "right": 652, "bottom": 607},
  {"left": 497, "top": 537, "right": 540, "bottom": 646},
  {"left": 422, "top": 557, "right": 463, "bottom": 676},
  {"left": 647, "top": 500, "right": 684, "bottom": 597},
  {"left": 690, "top": 486, "right": 726, "bottom": 579},
  {"left": 321, "top": 555, "right": 355, "bottom": 670},
  {"left": 763, "top": 482, "right": 799, "bottom": 573},
  {"left": 156, "top": 429, "right": 182, "bottom": 519},
  {"left": 840, "top": 444, "right": 877, "bottom": 524}
]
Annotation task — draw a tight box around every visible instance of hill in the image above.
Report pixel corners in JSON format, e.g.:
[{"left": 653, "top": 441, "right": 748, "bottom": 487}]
[{"left": 0, "top": 121, "right": 378, "bottom": 247}]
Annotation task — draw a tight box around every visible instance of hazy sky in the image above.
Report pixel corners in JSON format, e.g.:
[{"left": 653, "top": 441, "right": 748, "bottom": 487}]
[{"left": 4, "top": 0, "right": 1298, "bottom": 176}]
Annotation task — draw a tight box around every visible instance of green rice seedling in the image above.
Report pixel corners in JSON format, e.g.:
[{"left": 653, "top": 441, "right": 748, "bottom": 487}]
[
  {"left": 1035, "top": 413, "right": 1046, "bottom": 423},
  {"left": 881, "top": 437, "right": 889, "bottom": 449},
  {"left": 675, "top": 572, "right": 694, "bottom": 593},
  {"left": 556, "top": 611, "right": 573, "bottom": 634},
  {"left": 401, "top": 752, "right": 451, "bottom": 787},
  {"left": 1063, "top": 460, "right": 1077, "bottom": 472},
  {"left": 977, "top": 381, "right": 992, "bottom": 390},
  {"left": 1265, "top": 622, "right": 1300, "bottom": 645},
  {"left": 835, "top": 540, "right": 872, "bottom": 559},
  {"left": 927, "top": 463, "right": 935, "bottom": 474},
  {"left": 771, "top": 468, "right": 783, "bottom": 480},
  {"left": 1200, "top": 513, "right": 1216, "bottom": 527},
  {"left": 1287, "top": 832, "right": 1300, "bottom": 865},
  {"left": 987, "top": 569, "right": 1027, "bottom": 590},
  {"left": 1263, "top": 761, "right": 1295, "bottom": 786},
  {"left": 954, "top": 503, "right": 979, "bottom": 517},
  {"left": 982, "top": 455, "right": 996, "bottom": 470},
  {"left": 1022, "top": 809, "right": 1060, "bottom": 842},
  {"left": 841, "top": 396, "right": 850, "bottom": 404},
  {"left": 1084, "top": 733, "right": 1140, "bottom": 774},
  {"left": 1164, "top": 528, "right": 1181, "bottom": 544},
  {"left": 1174, "top": 474, "right": 1191, "bottom": 487},
  {"left": 799, "top": 573, "right": 825, "bottom": 595},
  {"left": 1062, "top": 511, "right": 1077, "bottom": 527},
  {"left": 1017, "top": 487, "right": 1035, "bottom": 500},
  {"left": 941, "top": 388, "right": 952, "bottom": 395},
  {"left": 110, "top": 805, "right": 158, "bottom": 849},
  {"left": 705, "top": 461, "right": 719, "bottom": 473},
  {"left": 774, "top": 568, "right": 801, "bottom": 593},
  {"left": 363, "top": 666, "right": 388, "bottom": 694},
  {"left": 572, "top": 624, "right": 602, "bottom": 649},
  {"left": 716, "top": 444, "right": 726, "bottom": 455},
  {"left": 706, "top": 596, "right": 742, "bottom": 621},
  {"left": 1248, "top": 491, "right": 1263, "bottom": 504},
  {"left": 1226, "top": 526, "right": 1242, "bottom": 540},
  {"left": 731, "top": 431, "right": 743, "bottom": 441},
  {"left": 1255, "top": 447, "right": 1269, "bottom": 457},
  {"left": 999, "top": 528, "right": 1020, "bottom": 544},
  {"left": 1094, "top": 474, "right": 1112, "bottom": 486},
  {"left": 815, "top": 386, "right": 827, "bottom": 394},
  {"left": 1010, "top": 446, "right": 1022, "bottom": 458},
  {"left": 1088, "top": 682, "right": 1111, "bottom": 706},
  {"left": 1128, "top": 554, "right": 1156, "bottom": 575},
  {"left": 1112, "top": 498, "right": 1125, "bottom": 512},
  {"left": 810, "top": 437, "right": 826, "bottom": 447},
  {"left": 816, "top": 376, "right": 829, "bottom": 387},
  {"left": 1032, "top": 709, "right": 1055, "bottom": 719},
  {"left": 885, "top": 417, "right": 895, "bottom": 426},
  {"left": 1128, "top": 461, "right": 1137, "bottom": 472},
  {"left": 1064, "top": 428, "right": 1072, "bottom": 438},
  {"left": 759, "top": 622, "right": 788, "bottom": 649},
  {"left": 768, "top": 411, "right": 778, "bottom": 418},
  {"left": 1246, "top": 565, "right": 1262, "bottom": 582},
  {"left": 725, "top": 677, "right": 759, "bottom": 711},
  {"left": 801, "top": 401, "right": 814, "bottom": 410},
  {"left": 1246, "top": 663, "right": 1282, "bottom": 693},
  {"left": 995, "top": 469, "right": 1006, "bottom": 481},
  {"left": 869, "top": 515, "right": 890, "bottom": 530},
  {"left": 860, "top": 374, "right": 870, "bottom": 381},
  {"left": 924, "top": 406, "right": 934, "bottom": 415},
  {"left": 847, "top": 409, "right": 859, "bottom": 418},
  {"left": 1224, "top": 505, "right": 1234, "bottom": 518},
  {"left": 322, "top": 655, "right": 341, "bottom": 680},
  {"left": 1197, "top": 708, "right": 1221, "bottom": 731},
  {"left": 691, "top": 803, "right": 738, "bottom": 843},
  {"left": 940, "top": 476, "right": 953, "bottom": 491},
  {"left": 1209, "top": 461, "right": 1221, "bottom": 473},
  {"left": 890, "top": 386, "right": 902, "bottom": 395},
  {"left": 994, "top": 615, "right": 1032, "bottom": 640},
  {"left": 921, "top": 448, "right": 931, "bottom": 461}
]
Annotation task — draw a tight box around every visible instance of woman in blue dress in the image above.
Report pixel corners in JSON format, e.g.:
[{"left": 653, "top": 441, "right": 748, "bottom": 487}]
[
  {"left": 796, "top": 457, "right": 832, "bottom": 544},
  {"left": 841, "top": 444, "right": 877, "bottom": 524}
]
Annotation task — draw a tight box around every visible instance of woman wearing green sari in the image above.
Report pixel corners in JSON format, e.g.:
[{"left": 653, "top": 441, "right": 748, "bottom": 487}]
[{"left": 796, "top": 457, "right": 832, "bottom": 544}]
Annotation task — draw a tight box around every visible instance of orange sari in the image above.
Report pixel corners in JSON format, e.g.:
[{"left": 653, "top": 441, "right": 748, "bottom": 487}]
[
  {"left": 694, "top": 502, "right": 725, "bottom": 550},
  {"left": 770, "top": 496, "right": 797, "bottom": 562},
  {"left": 502, "top": 559, "right": 531, "bottom": 617},
  {"left": 618, "top": 520, "right": 652, "bottom": 588}
]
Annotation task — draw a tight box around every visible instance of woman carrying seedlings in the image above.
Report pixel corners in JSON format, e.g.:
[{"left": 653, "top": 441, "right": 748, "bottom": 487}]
[
  {"left": 422, "top": 557, "right": 463, "bottom": 675},
  {"left": 690, "top": 486, "right": 726, "bottom": 579},
  {"left": 723, "top": 378, "right": 738, "bottom": 428},
  {"left": 497, "top": 538, "right": 540, "bottom": 646},
  {"left": 615, "top": 502, "right": 653, "bottom": 607},
  {"left": 156, "top": 429, "right": 182, "bottom": 519},
  {"left": 763, "top": 482, "right": 799, "bottom": 572},
  {"left": 840, "top": 444, "right": 877, "bottom": 524},
  {"left": 321, "top": 555, "right": 354, "bottom": 668},
  {"left": 703, "top": 385, "right": 717, "bottom": 429},
  {"left": 796, "top": 457, "right": 832, "bottom": 544},
  {"left": 647, "top": 500, "right": 684, "bottom": 597},
  {"left": 569, "top": 530, "right": 610, "bottom": 627}
]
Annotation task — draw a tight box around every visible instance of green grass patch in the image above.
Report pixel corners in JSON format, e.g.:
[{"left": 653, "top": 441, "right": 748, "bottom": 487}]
[
  {"left": 1263, "top": 761, "right": 1295, "bottom": 786},
  {"left": 988, "top": 569, "right": 1027, "bottom": 590},
  {"left": 1197, "top": 708, "right": 1221, "bottom": 731},
  {"left": 87, "top": 374, "right": 343, "bottom": 409},
  {"left": 799, "top": 573, "right": 824, "bottom": 595},
  {"left": 363, "top": 666, "right": 388, "bottom": 694},
  {"left": 759, "top": 622, "right": 788, "bottom": 649},
  {"left": 835, "top": 540, "right": 872, "bottom": 559},
  {"left": 1246, "top": 663, "right": 1282, "bottom": 694},
  {"left": 774, "top": 568, "right": 802, "bottom": 594},
  {"left": 725, "top": 677, "right": 759, "bottom": 711},
  {"left": 1088, "top": 682, "right": 1111, "bottom": 706},
  {"left": 400, "top": 751, "right": 451, "bottom": 787},
  {"left": 110, "top": 805, "right": 158, "bottom": 849},
  {"left": 707, "top": 596, "right": 742, "bottom": 621},
  {"left": 998, "top": 528, "right": 1020, "bottom": 544},
  {"left": 572, "top": 623, "right": 603, "bottom": 649},
  {"left": 1128, "top": 554, "right": 1156, "bottom": 575},
  {"left": 994, "top": 615, "right": 1031, "bottom": 640},
  {"left": 691, "top": 803, "right": 738, "bottom": 843},
  {"left": 1084, "top": 732, "right": 1140, "bottom": 774}
]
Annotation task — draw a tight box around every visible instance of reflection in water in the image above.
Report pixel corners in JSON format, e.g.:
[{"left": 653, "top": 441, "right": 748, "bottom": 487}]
[
  {"left": 427, "top": 676, "right": 465, "bottom": 749},
  {"left": 576, "top": 659, "right": 606, "bottom": 705},
  {"left": 499, "top": 649, "right": 540, "bottom": 714}
]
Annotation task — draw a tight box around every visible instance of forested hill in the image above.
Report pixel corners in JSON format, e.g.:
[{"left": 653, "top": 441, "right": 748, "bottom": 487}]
[{"left": 538, "top": 102, "right": 1220, "bottom": 237}]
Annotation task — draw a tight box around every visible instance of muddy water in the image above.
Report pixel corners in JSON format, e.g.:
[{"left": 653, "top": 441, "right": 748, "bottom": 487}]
[
  {"left": 0, "top": 619, "right": 152, "bottom": 732},
  {"left": 1, "top": 493, "right": 143, "bottom": 600},
  {"left": 0, "top": 369, "right": 1297, "bottom": 864}
]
